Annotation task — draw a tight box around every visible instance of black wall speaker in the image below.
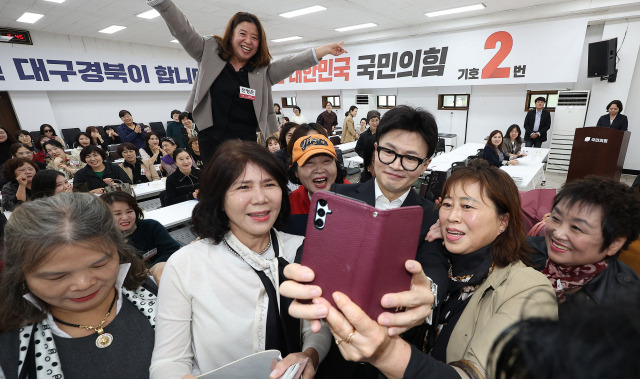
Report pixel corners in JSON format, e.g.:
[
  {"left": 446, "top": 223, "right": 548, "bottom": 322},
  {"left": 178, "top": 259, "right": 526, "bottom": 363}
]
[{"left": 588, "top": 38, "right": 617, "bottom": 78}]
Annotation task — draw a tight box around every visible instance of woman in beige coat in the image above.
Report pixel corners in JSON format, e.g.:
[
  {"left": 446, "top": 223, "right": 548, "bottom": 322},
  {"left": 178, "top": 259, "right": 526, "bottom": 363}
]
[
  {"left": 281, "top": 161, "right": 557, "bottom": 379},
  {"left": 341, "top": 106, "right": 358, "bottom": 144},
  {"left": 118, "top": 143, "right": 160, "bottom": 184}
]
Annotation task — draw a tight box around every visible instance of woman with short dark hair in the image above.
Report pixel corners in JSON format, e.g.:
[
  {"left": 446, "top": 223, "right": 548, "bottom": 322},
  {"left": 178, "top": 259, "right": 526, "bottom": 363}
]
[
  {"left": 165, "top": 109, "right": 184, "bottom": 147},
  {"left": 186, "top": 137, "right": 203, "bottom": 169},
  {"left": 140, "top": 132, "right": 165, "bottom": 165},
  {"left": 164, "top": 148, "right": 199, "bottom": 205},
  {"left": 0, "top": 193, "right": 157, "bottom": 378},
  {"left": 1, "top": 158, "right": 39, "bottom": 211},
  {"left": 0, "top": 126, "right": 16, "bottom": 167},
  {"left": 596, "top": 99, "right": 628, "bottom": 131},
  {"left": 13, "top": 130, "right": 34, "bottom": 150},
  {"left": 30, "top": 169, "right": 73, "bottom": 199},
  {"left": 102, "top": 191, "right": 180, "bottom": 267},
  {"left": 117, "top": 142, "right": 160, "bottom": 184},
  {"left": 116, "top": 110, "right": 146, "bottom": 149},
  {"left": 528, "top": 176, "right": 640, "bottom": 309},
  {"left": 86, "top": 126, "right": 108, "bottom": 150},
  {"left": 9, "top": 143, "right": 45, "bottom": 169},
  {"left": 178, "top": 111, "right": 198, "bottom": 148},
  {"left": 103, "top": 125, "right": 121, "bottom": 145},
  {"left": 33, "top": 134, "right": 50, "bottom": 164},
  {"left": 73, "top": 145, "right": 131, "bottom": 194}
]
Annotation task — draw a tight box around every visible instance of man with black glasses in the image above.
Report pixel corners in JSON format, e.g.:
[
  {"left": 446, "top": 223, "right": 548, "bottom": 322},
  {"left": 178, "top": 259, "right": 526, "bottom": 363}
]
[{"left": 319, "top": 105, "right": 448, "bottom": 379}]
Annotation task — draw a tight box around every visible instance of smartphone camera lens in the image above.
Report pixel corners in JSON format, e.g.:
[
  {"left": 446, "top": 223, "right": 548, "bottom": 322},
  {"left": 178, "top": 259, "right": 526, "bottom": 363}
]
[
  {"left": 318, "top": 209, "right": 325, "bottom": 217},
  {"left": 315, "top": 219, "right": 324, "bottom": 228},
  {"left": 319, "top": 199, "right": 327, "bottom": 206}
]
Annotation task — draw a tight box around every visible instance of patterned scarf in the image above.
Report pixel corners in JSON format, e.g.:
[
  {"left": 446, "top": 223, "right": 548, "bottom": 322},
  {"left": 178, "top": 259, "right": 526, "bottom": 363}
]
[{"left": 541, "top": 259, "right": 608, "bottom": 303}]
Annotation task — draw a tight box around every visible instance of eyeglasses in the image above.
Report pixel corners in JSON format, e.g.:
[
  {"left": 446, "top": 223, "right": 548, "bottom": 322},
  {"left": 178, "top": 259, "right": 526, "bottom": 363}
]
[
  {"left": 376, "top": 146, "right": 428, "bottom": 172},
  {"left": 44, "top": 129, "right": 53, "bottom": 133}
]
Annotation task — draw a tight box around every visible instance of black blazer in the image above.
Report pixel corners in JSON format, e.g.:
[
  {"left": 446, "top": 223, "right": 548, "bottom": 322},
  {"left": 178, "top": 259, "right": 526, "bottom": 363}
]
[
  {"left": 523, "top": 109, "right": 552, "bottom": 142},
  {"left": 482, "top": 144, "right": 504, "bottom": 168},
  {"left": 596, "top": 113, "right": 628, "bottom": 131},
  {"left": 313, "top": 179, "right": 449, "bottom": 379},
  {"left": 73, "top": 163, "right": 131, "bottom": 191}
]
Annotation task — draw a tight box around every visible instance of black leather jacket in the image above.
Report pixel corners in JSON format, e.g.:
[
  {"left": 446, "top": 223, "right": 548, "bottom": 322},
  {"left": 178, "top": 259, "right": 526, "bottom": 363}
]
[{"left": 528, "top": 236, "right": 640, "bottom": 308}]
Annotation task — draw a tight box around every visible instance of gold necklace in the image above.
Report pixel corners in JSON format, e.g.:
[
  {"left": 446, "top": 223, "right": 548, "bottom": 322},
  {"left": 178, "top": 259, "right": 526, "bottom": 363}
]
[{"left": 52, "top": 291, "right": 117, "bottom": 348}]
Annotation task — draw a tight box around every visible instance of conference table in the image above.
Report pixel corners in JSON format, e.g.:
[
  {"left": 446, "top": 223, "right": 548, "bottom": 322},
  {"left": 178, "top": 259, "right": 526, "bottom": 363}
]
[
  {"left": 144, "top": 199, "right": 197, "bottom": 229},
  {"left": 132, "top": 178, "right": 166, "bottom": 200},
  {"left": 336, "top": 141, "right": 357, "bottom": 154},
  {"left": 427, "top": 143, "right": 550, "bottom": 191}
]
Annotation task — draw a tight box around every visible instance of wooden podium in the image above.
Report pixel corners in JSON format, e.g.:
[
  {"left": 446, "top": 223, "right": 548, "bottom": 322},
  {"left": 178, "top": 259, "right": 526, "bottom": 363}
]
[{"left": 567, "top": 127, "right": 630, "bottom": 182}]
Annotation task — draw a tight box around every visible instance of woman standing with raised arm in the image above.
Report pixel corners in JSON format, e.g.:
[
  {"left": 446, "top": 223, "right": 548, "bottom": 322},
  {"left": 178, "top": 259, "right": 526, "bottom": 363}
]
[{"left": 148, "top": 0, "right": 347, "bottom": 162}]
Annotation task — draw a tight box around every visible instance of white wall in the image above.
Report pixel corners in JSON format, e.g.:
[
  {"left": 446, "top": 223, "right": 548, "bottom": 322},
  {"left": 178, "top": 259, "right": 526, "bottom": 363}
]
[{"left": 6, "top": 30, "right": 192, "bottom": 133}]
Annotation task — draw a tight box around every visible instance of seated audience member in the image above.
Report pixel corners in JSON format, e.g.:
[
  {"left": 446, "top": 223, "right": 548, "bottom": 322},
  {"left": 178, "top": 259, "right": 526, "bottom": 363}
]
[
  {"left": 44, "top": 140, "right": 84, "bottom": 179},
  {"left": 488, "top": 306, "right": 640, "bottom": 379},
  {"left": 502, "top": 124, "right": 525, "bottom": 159},
  {"left": 281, "top": 161, "right": 557, "bottom": 379},
  {"left": 103, "top": 124, "right": 121, "bottom": 145},
  {"left": 86, "top": 126, "right": 109, "bottom": 150},
  {"left": 482, "top": 130, "right": 518, "bottom": 167},
  {"left": 160, "top": 137, "right": 179, "bottom": 176},
  {"left": 178, "top": 111, "right": 198, "bottom": 146},
  {"left": 595, "top": 99, "right": 628, "bottom": 131},
  {"left": 10, "top": 143, "right": 45, "bottom": 169},
  {"left": 30, "top": 169, "right": 73, "bottom": 199},
  {"left": 288, "top": 134, "right": 346, "bottom": 215},
  {"left": 73, "top": 145, "right": 131, "bottom": 194},
  {"left": 71, "top": 132, "right": 92, "bottom": 159},
  {"left": 14, "top": 130, "right": 34, "bottom": 151},
  {"left": 33, "top": 135, "right": 50, "bottom": 164},
  {"left": 140, "top": 132, "right": 164, "bottom": 165},
  {"left": 1, "top": 158, "right": 38, "bottom": 211},
  {"left": 0, "top": 126, "right": 16, "bottom": 167},
  {"left": 358, "top": 117, "right": 367, "bottom": 134},
  {"left": 116, "top": 110, "right": 146, "bottom": 149},
  {"left": 186, "top": 137, "right": 203, "bottom": 169},
  {"left": 117, "top": 143, "right": 160, "bottom": 184},
  {"left": 358, "top": 135, "right": 376, "bottom": 183},
  {"left": 165, "top": 109, "right": 184, "bottom": 147},
  {"left": 273, "top": 122, "right": 299, "bottom": 168},
  {"left": 0, "top": 193, "right": 157, "bottom": 378},
  {"left": 355, "top": 110, "right": 380, "bottom": 158},
  {"left": 102, "top": 192, "right": 180, "bottom": 267},
  {"left": 528, "top": 176, "right": 640, "bottom": 309},
  {"left": 265, "top": 136, "right": 281, "bottom": 153},
  {"left": 164, "top": 149, "right": 199, "bottom": 205},
  {"left": 39, "top": 123, "right": 65, "bottom": 146}
]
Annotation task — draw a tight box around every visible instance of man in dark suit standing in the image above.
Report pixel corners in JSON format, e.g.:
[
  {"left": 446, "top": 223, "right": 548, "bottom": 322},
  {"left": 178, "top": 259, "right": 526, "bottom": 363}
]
[
  {"left": 523, "top": 96, "right": 552, "bottom": 148},
  {"left": 314, "top": 105, "right": 448, "bottom": 379}
]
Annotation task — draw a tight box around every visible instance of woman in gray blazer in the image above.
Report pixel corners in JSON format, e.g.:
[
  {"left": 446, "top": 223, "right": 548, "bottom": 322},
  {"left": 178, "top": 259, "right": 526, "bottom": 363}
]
[{"left": 150, "top": 0, "right": 347, "bottom": 162}]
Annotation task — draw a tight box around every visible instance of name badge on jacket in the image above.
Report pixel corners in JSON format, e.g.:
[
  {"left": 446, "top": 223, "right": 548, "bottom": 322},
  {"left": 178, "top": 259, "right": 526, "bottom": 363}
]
[
  {"left": 143, "top": 248, "right": 158, "bottom": 261},
  {"left": 239, "top": 86, "right": 256, "bottom": 101}
]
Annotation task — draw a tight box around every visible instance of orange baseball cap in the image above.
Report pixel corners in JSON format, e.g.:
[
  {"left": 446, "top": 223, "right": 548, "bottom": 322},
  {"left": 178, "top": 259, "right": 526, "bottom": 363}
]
[{"left": 292, "top": 134, "right": 337, "bottom": 166}]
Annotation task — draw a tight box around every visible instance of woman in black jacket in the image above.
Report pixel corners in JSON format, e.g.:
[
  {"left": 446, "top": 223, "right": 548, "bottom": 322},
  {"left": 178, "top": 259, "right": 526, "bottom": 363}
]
[
  {"left": 73, "top": 145, "right": 131, "bottom": 194},
  {"left": 482, "top": 130, "right": 518, "bottom": 167},
  {"left": 165, "top": 148, "right": 199, "bottom": 205},
  {"left": 528, "top": 176, "right": 640, "bottom": 311}
]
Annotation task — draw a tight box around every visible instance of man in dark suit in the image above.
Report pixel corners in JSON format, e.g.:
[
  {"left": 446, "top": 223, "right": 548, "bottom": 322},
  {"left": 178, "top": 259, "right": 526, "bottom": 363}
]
[
  {"left": 523, "top": 96, "right": 552, "bottom": 148},
  {"left": 315, "top": 105, "right": 448, "bottom": 379}
]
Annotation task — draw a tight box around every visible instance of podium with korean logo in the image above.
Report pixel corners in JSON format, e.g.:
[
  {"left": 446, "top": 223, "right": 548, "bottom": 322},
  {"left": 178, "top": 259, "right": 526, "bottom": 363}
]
[{"left": 567, "top": 127, "right": 631, "bottom": 182}]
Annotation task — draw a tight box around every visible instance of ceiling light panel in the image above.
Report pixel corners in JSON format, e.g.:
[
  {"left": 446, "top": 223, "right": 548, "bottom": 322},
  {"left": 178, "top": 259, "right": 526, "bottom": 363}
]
[
  {"left": 279, "top": 6, "right": 326, "bottom": 18},
  {"left": 335, "top": 23, "right": 377, "bottom": 32},
  {"left": 17, "top": 12, "right": 44, "bottom": 24},
  {"left": 99, "top": 25, "right": 127, "bottom": 34},
  {"left": 426, "top": 4, "right": 486, "bottom": 17}
]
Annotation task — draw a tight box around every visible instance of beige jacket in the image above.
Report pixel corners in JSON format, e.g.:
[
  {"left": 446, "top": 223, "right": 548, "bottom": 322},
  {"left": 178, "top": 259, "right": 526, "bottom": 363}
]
[
  {"left": 447, "top": 261, "right": 557, "bottom": 373},
  {"left": 152, "top": 0, "right": 319, "bottom": 137},
  {"left": 341, "top": 114, "right": 356, "bottom": 143},
  {"left": 119, "top": 159, "right": 160, "bottom": 183}
]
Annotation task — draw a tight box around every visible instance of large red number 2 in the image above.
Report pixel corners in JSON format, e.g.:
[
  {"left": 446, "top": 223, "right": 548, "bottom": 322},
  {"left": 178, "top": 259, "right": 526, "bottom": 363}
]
[{"left": 482, "top": 31, "right": 512, "bottom": 79}]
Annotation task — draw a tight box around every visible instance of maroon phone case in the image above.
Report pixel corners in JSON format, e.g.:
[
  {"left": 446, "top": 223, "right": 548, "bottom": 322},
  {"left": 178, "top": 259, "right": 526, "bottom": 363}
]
[{"left": 301, "top": 191, "right": 423, "bottom": 320}]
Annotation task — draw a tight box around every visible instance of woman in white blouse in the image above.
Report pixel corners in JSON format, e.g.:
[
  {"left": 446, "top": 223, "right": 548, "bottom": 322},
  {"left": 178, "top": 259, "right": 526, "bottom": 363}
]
[{"left": 150, "top": 140, "right": 330, "bottom": 379}]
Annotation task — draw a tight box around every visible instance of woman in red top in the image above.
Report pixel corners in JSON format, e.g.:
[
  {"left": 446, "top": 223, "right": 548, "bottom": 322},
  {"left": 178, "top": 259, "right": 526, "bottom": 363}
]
[{"left": 288, "top": 133, "right": 347, "bottom": 215}]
